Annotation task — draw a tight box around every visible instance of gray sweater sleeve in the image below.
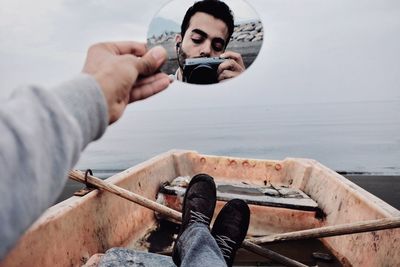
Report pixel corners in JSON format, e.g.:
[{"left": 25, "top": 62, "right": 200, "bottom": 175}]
[{"left": 0, "top": 73, "right": 108, "bottom": 259}]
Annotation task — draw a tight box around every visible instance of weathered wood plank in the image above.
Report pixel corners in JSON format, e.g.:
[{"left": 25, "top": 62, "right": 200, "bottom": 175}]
[{"left": 160, "top": 179, "right": 319, "bottom": 211}]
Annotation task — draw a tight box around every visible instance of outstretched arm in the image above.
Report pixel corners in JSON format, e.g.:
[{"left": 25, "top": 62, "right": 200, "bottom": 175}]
[{"left": 0, "top": 42, "right": 169, "bottom": 259}]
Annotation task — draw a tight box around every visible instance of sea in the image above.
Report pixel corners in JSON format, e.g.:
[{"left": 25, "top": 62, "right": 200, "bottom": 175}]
[
  {"left": 76, "top": 100, "right": 400, "bottom": 176},
  {"left": 64, "top": 100, "right": 400, "bottom": 208}
]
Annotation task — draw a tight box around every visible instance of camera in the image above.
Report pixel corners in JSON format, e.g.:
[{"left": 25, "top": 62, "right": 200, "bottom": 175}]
[{"left": 183, "top": 57, "right": 226, "bottom": 84}]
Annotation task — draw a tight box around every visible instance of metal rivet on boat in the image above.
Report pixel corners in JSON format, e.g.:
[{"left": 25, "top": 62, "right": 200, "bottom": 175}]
[
  {"left": 228, "top": 160, "right": 237, "bottom": 166},
  {"left": 275, "top": 164, "right": 282, "bottom": 171}
]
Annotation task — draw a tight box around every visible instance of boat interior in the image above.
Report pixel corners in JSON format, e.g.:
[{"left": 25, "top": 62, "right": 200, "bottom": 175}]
[{"left": 2, "top": 150, "right": 399, "bottom": 267}]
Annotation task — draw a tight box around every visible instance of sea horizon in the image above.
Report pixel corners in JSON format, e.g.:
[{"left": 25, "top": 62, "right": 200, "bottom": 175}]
[{"left": 76, "top": 99, "right": 400, "bottom": 176}]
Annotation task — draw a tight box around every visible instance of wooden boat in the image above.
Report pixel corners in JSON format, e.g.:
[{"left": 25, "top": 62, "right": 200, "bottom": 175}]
[{"left": 1, "top": 150, "right": 399, "bottom": 266}]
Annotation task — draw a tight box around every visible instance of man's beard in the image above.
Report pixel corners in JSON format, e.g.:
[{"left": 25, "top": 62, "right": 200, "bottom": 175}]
[
  {"left": 176, "top": 47, "right": 209, "bottom": 72},
  {"left": 176, "top": 46, "right": 188, "bottom": 71}
]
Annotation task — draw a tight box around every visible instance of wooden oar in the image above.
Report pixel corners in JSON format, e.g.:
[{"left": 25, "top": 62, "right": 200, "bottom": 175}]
[
  {"left": 68, "top": 170, "right": 181, "bottom": 221},
  {"left": 242, "top": 240, "right": 308, "bottom": 267},
  {"left": 246, "top": 216, "right": 400, "bottom": 245},
  {"left": 68, "top": 170, "right": 307, "bottom": 267}
]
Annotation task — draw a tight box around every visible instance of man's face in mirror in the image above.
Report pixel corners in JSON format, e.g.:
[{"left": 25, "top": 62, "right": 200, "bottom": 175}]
[
  {"left": 176, "top": 12, "right": 228, "bottom": 60},
  {"left": 173, "top": 0, "right": 245, "bottom": 84}
]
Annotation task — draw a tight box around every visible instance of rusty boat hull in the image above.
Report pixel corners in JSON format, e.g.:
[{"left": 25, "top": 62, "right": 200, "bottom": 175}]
[{"left": 1, "top": 150, "right": 399, "bottom": 267}]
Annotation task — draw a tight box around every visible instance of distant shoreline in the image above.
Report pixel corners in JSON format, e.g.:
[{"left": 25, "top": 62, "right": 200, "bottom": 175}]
[{"left": 57, "top": 172, "right": 400, "bottom": 210}]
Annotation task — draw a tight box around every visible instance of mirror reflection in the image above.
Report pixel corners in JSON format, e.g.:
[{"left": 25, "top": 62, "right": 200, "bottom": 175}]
[{"left": 147, "top": 0, "right": 263, "bottom": 85}]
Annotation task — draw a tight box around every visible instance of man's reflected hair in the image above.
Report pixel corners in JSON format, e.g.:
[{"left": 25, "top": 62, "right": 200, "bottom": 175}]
[{"left": 180, "top": 0, "right": 234, "bottom": 47}]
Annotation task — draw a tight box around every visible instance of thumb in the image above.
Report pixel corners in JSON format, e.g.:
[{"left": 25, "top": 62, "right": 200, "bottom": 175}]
[{"left": 135, "top": 46, "right": 167, "bottom": 76}]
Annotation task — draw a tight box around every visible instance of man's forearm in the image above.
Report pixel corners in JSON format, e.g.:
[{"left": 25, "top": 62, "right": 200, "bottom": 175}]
[{"left": 0, "top": 74, "right": 108, "bottom": 259}]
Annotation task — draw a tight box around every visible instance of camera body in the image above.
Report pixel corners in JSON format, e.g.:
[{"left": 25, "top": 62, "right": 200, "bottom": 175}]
[{"left": 183, "top": 57, "right": 226, "bottom": 84}]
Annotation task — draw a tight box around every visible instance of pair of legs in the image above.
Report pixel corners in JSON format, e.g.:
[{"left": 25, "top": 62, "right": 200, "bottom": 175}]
[{"left": 172, "top": 174, "right": 250, "bottom": 267}]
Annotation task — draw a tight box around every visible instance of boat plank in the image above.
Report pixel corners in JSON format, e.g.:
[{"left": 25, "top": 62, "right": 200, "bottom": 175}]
[{"left": 160, "top": 179, "right": 319, "bottom": 211}]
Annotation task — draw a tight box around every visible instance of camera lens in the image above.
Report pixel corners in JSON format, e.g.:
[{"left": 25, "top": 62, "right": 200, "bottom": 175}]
[{"left": 187, "top": 64, "right": 218, "bottom": 84}]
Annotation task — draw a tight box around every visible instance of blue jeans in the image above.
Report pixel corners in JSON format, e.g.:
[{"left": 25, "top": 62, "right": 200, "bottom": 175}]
[
  {"left": 99, "top": 223, "right": 226, "bottom": 267},
  {"left": 173, "top": 222, "right": 226, "bottom": 266}
]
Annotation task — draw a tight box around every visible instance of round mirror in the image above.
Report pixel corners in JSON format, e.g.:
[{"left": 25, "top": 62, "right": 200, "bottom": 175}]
[{"left": 147, "top": 0, "right": 263, "bottom": 85}]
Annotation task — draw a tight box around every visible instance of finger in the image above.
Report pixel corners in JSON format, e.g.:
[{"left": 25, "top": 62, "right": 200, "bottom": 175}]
[
  {"left": 89, "top": 42, "right": 147, "bottom": 57},
  {"left": 130, "top": 73, "right": 170, "bottom": 102},
  {"left": 221, "top": 51, "right": 242, "bottom": 62},
  {"left": 135, "top": 46, "right": 168, "bottom": 76},
  {"left": 105, "top": 41, "right": 148, "bottom": 56},
  {"left": 220, "top": 51, "right": 245, "bottom": 69},
  {"left": 135, "top": 72, "right": 170, "bottom": 87},
  {"left": 218, "top": 70, "right": 237, "bottom": 81},
  {"left": 217, "top": 59, "right": 243, "bottom": 75}
]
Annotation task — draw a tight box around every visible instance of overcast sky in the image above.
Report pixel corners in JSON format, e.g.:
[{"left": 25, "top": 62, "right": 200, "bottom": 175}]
[
  {"left": 1, "top": 0, "right": 399, "bottom": 110},
  {"left": 156, "top": 0, "right": 259, "bottom": 24}
]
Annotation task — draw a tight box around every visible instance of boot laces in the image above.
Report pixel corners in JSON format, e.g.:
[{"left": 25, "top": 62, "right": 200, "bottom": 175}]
[
  {"left": 214, "top": 235, "right": 236, "bottom": 259},
  {"left": 189, "top": 210, "right": 210, "bottom": 225}
]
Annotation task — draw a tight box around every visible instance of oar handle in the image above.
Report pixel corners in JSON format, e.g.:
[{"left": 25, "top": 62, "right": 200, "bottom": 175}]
[
  {"left": 246, "top": 217, "right": 400, "bottom": 244},
  {"left": 68, "top": 170, "right": 182, "bottom": 222}
]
